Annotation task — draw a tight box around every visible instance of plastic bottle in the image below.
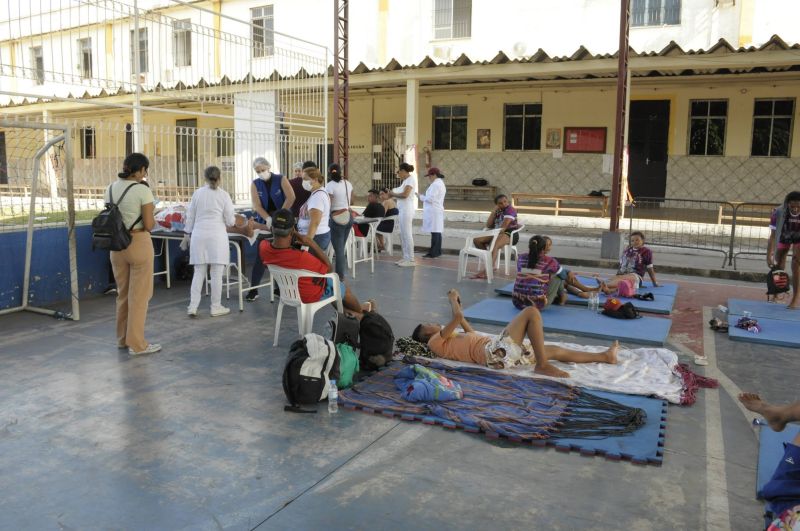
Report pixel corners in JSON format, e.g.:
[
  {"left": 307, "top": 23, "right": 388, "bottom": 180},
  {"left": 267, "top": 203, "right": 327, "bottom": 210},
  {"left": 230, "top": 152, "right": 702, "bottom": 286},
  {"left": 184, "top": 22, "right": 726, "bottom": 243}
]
[
  {"left": 588, "top": 292, "right": 599, "bottom": 313},
  {"left": 328, "top": 380, "right": 338, "bottom": 414}
]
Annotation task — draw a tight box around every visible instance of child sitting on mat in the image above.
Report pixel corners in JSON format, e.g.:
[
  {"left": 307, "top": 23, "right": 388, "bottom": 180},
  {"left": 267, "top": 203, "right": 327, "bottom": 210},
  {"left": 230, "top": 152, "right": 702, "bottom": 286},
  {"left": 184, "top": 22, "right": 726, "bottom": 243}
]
[
  {"left": 512, "top": 235, "right": 601, "bottom": 310},
  {"left": 411, "top": 289, "right": 618, "bottom": 379},
  {"left": 600, "top": 231, "right": 659, "bottom": 294}
]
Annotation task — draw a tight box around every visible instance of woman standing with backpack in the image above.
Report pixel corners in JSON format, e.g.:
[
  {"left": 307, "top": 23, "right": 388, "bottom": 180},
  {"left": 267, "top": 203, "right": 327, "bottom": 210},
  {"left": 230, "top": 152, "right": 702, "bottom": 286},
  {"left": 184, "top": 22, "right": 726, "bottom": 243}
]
[{"left": 108, "top": 153, "right": 160, "bottom": 355}]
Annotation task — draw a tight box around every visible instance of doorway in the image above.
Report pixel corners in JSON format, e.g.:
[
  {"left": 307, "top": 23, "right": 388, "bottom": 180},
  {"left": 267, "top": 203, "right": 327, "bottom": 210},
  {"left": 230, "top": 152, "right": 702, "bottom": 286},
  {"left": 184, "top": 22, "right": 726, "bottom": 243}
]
[
  {"left": 627, "top": 100, "right": 670, "bottom": 199},
  {"left": 176, "top": 119, "right": 198, "bottom": 187},
  {"left": 372, "top": 123, "right": 404, "bottom": 190}
]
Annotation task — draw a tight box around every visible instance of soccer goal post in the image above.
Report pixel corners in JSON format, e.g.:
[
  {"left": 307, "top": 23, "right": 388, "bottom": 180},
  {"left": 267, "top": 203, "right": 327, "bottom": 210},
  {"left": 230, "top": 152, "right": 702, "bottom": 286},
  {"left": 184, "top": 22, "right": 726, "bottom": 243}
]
[{"left": 0, "top": 120, "right": 80, "bottom": 321}]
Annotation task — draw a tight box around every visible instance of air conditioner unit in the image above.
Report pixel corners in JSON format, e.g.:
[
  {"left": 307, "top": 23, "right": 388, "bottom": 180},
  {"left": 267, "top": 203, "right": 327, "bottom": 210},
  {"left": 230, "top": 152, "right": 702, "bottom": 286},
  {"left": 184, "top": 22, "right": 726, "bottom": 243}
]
[{"left": 432, "top": 45, "right": 452, "bottom": 61}]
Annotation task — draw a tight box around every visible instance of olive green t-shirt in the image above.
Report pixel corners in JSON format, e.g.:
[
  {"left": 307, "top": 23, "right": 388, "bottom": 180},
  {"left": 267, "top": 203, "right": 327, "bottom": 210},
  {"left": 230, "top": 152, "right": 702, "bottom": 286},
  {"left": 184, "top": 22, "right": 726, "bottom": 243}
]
[{"left": 104, "top": 180, "right": 155, "bottom": 230}]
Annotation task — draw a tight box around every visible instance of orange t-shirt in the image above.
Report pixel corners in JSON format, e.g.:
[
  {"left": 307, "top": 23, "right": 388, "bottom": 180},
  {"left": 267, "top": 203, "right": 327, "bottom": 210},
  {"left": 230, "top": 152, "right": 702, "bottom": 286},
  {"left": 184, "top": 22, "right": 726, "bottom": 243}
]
[{"left": 427, "top": 332, "right": 490, "bottom": 366}]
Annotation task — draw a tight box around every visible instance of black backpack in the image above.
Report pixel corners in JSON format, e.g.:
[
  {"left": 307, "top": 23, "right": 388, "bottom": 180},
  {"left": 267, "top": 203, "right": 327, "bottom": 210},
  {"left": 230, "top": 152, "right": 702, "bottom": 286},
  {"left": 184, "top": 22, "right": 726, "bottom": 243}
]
[
  {"left": 767, "top": 267, "right": 790, "bottom": 300},
  {"left": 282, "top": 334, "right": 340, "bottom": 412},
  {"left": 329, "top": 312, "right": 360, "bottom": 348},
  {"left": 359, "top": 312, "right": 394, "bottom": 370},
  {"left": 602, "top": 301, "right": 641, "bottom": 319},
  {"left": 92, "top": 182, "right": 142, "bottom": 251}
]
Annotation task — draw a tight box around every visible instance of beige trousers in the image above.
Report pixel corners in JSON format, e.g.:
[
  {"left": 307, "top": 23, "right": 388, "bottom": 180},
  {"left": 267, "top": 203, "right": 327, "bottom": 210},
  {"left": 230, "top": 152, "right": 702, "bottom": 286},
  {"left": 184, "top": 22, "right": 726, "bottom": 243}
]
[{"left": 110, "top": 232, "right": 154, "bottom": 352}]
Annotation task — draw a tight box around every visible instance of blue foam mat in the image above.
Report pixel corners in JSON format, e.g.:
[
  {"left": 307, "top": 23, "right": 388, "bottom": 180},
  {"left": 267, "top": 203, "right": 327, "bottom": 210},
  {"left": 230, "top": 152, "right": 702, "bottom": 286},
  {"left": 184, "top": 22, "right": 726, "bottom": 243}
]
[
  {"left": 728, "top": 315, "right": 800, "bottom": 349},
  {"left": 463, "top": 297, "right": 672, "bottom": 346},
  {"left": 495, "top": 282, "right": 675, "bottom": 315},
  {"left": 728, "top": 299, "right": 800, "bottom": 323},
  {"left": 757, "top": 424, "right": 800, "bottom": 498}
]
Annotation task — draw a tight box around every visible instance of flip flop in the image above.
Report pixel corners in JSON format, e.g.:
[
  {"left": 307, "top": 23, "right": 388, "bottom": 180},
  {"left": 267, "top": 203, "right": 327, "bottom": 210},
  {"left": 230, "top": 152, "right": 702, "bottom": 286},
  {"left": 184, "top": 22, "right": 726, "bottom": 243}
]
[{"left": 635, "top": 292, "right": 655, "bottom": 301}]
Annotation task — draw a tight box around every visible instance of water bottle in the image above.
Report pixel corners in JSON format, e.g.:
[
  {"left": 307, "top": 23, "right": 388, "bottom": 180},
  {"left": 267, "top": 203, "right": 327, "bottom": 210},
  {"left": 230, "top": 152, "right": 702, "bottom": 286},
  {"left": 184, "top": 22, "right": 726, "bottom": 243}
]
[
  {"left": 588, "top": 292, "right": 599, "bottom": 313},
  {"left": 328, "top": 380, "right": 339, "bottom": 414}
]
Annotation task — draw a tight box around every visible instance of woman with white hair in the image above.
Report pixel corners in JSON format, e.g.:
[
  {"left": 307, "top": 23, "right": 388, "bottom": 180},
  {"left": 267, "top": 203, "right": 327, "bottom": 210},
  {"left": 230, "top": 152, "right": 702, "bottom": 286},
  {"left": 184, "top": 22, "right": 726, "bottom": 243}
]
[
  {"left": 248, "top": 157, "right": 295, "bottom": 301},
  {"left": 184, "top": 166, "right": 239, "bottom": 317}
]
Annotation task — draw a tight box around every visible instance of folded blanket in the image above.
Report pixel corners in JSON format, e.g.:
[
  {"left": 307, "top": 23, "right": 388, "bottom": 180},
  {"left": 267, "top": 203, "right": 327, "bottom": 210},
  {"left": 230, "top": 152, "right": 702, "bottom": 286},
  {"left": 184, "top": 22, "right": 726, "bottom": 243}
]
[{"left": 394, "top": 364, "right": 463, "bottom": 402}]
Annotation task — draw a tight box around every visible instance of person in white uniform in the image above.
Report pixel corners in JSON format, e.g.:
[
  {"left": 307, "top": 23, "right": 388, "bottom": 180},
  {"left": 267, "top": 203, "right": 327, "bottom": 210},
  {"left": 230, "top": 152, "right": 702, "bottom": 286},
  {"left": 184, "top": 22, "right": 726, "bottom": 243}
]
[
  {"left": 184, "top": 166, "right": 238, "bottom": 317},
  {"left": 389, "top": 162, "right": 418, "bottom": 267},
  {"left": 418, "top": 167, "right": 446, "bottom": 258}
]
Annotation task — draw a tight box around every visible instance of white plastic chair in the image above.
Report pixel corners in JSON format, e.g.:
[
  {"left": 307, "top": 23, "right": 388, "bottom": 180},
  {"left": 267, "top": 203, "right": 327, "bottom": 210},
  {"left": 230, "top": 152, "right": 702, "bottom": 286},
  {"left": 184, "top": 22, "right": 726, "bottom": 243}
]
[
  {"left": 457, "top": 228, "right": 502, "bottom": 284},
  {"left": 496, "top": 224, "right": 526, "bottom": 275},
  {"left": 267, "top": 265, "right": 344, "bottom": 346},
  {"left": 351, "top": 220, "right": 380, "bottom": 278},
  {"left": 375, "top": 214, "right": 398, "bottom": 256}
]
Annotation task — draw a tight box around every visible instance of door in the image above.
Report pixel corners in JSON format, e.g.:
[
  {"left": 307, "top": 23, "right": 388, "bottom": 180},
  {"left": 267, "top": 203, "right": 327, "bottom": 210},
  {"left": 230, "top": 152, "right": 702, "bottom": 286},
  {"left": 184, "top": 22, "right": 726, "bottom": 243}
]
[
  {"left": 372, "top": 123, "right": 404, "bottom": 190},
  {"left": 176, "top": 119, "right": 198, "bottom": 188},
  {"left": 627, "top": 100, "right": 670, "bottom": 199}
]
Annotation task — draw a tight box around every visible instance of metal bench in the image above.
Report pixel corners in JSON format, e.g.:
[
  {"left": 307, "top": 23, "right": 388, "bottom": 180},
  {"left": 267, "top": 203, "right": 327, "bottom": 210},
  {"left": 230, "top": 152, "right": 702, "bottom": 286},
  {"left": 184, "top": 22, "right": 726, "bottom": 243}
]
[{"left": 511, "top": 192, "right": 609, "bottom": 217}]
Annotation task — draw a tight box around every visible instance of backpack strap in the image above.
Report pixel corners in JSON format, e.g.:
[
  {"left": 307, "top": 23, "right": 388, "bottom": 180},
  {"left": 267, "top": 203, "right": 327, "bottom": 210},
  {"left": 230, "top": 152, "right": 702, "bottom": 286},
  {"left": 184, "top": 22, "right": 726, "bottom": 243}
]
[{"left": 109, "top": 182, "right": 144, "bottom": 231}]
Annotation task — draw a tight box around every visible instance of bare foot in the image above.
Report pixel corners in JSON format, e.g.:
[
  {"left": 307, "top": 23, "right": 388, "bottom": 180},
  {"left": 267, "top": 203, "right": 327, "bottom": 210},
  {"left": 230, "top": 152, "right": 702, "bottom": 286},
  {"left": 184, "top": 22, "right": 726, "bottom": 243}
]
[
  {"left": 535, "top": 363, "right": 569, "bottom": 379},
  {"left": 470, "top": 271, "right": 487, "bottom": 280},
  {"left": 738, "top": 392, "right": 787, "bottom": 432},
  {"left": 788, "top": 299, "right": 799, "bottom": 310},
  {"left": 604, "top": 341, "right": 619, "bottom": 364},
  {"left": 365, "top": 299, "right": 377, "bottom": 313}
]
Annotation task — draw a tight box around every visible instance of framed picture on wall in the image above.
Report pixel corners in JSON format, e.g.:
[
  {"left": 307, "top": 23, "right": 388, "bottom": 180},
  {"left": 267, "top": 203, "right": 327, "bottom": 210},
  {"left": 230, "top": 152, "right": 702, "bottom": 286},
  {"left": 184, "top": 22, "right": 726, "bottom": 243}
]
[
  {"left": 545, "top": 128, "right": 561, "bottom": 149},
  {"left": 563, "top": 127, "right": 607, "bottom": 154},
  {"left": 477, "top": 129, "right": 491, "bottom": 149}
]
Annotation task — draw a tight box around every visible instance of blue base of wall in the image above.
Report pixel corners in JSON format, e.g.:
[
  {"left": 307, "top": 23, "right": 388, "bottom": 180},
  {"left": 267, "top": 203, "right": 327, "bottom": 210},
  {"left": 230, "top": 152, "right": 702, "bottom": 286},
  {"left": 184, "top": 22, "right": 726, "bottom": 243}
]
[{"left": 0, "top": 226, "right": 260, "bottom": 311}]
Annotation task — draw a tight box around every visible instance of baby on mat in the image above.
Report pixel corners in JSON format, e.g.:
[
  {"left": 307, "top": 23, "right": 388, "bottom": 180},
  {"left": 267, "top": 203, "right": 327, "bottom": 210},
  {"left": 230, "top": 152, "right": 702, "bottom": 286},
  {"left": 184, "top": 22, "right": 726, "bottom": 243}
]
[{"left": 412, "top": 289, "right": 618, "bottom": 379}]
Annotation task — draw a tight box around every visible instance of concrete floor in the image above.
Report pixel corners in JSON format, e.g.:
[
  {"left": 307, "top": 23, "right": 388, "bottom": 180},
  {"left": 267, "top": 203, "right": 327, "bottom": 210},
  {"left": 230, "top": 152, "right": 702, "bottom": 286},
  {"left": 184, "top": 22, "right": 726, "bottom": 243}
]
[{"left": 1, "top": 254, "right": 797, "bottom": 530}]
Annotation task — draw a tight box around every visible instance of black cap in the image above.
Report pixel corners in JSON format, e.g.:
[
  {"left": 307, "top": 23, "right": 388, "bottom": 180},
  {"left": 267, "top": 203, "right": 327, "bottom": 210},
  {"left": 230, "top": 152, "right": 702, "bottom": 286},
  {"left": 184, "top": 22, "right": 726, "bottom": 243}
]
[
  {"left": 271, "top": 209, "right": 295, "bottom": 234},
  {"left": 302, "top": 160, "right": 318, "bottom": 170}
]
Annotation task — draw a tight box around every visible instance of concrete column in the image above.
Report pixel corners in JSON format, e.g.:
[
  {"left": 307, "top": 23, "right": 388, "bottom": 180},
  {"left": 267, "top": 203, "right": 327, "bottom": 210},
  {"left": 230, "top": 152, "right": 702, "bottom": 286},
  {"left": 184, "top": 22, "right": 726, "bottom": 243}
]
[{"left": 405, "top": 78, "right": 419, "bottom": 151}]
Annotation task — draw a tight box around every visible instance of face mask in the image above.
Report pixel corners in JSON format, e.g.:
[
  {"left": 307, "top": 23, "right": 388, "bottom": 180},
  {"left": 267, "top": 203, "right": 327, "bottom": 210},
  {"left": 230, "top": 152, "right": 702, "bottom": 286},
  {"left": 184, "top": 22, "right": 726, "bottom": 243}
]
[
  {"left": 302, "top": 179, "right": 313, "bottom": 191},
  {"left": 258, "top": 171, "right": 271, "bottom": 181}
]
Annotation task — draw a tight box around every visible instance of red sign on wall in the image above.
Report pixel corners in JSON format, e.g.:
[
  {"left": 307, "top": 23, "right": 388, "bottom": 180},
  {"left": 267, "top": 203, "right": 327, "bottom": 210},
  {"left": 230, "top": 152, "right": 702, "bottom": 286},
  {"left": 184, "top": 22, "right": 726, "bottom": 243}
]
[{"left": 563, "top": 127, "right": 607, "bottom": 154}]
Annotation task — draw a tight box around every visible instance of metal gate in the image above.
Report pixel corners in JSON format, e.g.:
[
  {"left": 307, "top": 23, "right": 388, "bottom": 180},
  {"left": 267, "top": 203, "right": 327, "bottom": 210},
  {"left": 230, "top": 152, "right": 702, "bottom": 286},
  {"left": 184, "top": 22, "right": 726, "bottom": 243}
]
[{"left": 372, "top": 123, "right": 404, "bottom": 190}]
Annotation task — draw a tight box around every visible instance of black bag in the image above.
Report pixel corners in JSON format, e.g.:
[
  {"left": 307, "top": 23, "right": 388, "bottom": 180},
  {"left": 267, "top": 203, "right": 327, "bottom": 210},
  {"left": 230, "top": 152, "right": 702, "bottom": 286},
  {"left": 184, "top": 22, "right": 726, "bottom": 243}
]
[
  {"left": 175, "top": 255, "right": 193, "bottom": 281},
  {"left": 92, "top": 182, "right": 142, "bottom": 251},
  {"left": 767, "top": 267, "right": 790, "bottom": 300},
  {"left": 602, "top": 301, "right": 641, "bottom": 319},
  {"left": 329, "top": 312, "right": 360, "bottom": 348},
  {"left": 472, "top": 178, "right": 488, "bottom": 187},
  {"left": 358, "top": 312, "right": 394, "bottom": 370},
  {"left": 283, "top": 334, "right": 340, "bottom": 412}
]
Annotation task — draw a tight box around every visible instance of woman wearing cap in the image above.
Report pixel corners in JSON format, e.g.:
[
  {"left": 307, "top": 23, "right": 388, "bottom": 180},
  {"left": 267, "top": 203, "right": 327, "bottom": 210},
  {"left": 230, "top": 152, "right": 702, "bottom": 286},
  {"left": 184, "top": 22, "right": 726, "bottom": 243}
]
[
  {"left": 388, "top": 162, "right": 418, "bottom": 266},
  {"left": 247, "top": 157, "right": 295, "bottom": 301},
  {"left": 184, "top": 166, "right": 242, "bottom": 318},
  {"left": 325, "top": 163, "right": 354, "bottom": 280},
  {"left": 108, "top": 153, "right": 160, "bottom": 356},
  {"left": 418, "top": 167, "right": 446, "bottom": 258},
  {"left": 297, "top": 167, "right": 331, "bottom": 251}
]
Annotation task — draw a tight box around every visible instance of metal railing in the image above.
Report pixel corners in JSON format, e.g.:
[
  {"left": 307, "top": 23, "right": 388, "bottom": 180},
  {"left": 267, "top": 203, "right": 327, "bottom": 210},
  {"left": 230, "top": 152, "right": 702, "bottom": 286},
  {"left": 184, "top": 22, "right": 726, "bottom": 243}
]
[{"left": 628, "top": 197, "right": 775, "bottom": 270}]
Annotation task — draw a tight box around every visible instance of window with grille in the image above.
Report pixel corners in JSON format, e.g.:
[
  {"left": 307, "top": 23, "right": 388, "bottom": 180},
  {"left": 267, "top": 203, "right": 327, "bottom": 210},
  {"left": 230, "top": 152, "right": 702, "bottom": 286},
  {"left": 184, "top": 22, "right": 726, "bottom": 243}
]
[
  {"left": 77, "top": 38, "right": 92, "bottom": 79},
  {"left": 251, "top": 6, "right": 274, "bottom": 58},
  {"left": 688, "top": 100, "right": 727, "bottom": 156},
  {"left": 30, "top": 46, "right": 44, "bottom": 85},
  {"left": 173, "top": 19, "right": 192, "bottom": 67},
  {"left": 80, "top": 128, "right": 96, "bottom": 159},
  {"left": 433, "top": 0, "right": 471, "bottom": 39},
  {"left": 631, "top": 0, "right": 681, "bottom": 27},
  {"left": 216, "top": 129, "right": 235, "bottom": 157},
  {"left": 130, "top": 28, "right": 148, "bottom": 74},
  {"left": 433, "top": 105, "right": 467, "bottom": 150},
  {"left": 751, "top": 99, "right": 794, "bottom": 157},
  {"left": 504, "top": 104, "right": 542, "bottom": 151}
]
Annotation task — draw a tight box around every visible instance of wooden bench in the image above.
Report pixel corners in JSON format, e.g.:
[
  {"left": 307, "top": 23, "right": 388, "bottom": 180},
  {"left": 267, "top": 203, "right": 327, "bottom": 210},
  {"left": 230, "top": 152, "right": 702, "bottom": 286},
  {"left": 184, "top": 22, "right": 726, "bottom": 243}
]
[
  {"left": 511, "top": 193, "right": 609, "bottom": 217},
  {"left": 0, "top": 184, "right": 31, "bottom": 196},
  {"left": 445, "top": 185, "right": 497, "bottom": 202}
]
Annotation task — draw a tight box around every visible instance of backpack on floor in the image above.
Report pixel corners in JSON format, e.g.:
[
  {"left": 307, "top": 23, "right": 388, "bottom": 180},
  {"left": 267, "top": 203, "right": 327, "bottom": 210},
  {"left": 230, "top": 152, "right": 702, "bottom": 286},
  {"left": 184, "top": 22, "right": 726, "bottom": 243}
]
[
  {"left": 359, "top": 312, "right": 395, "bottom": 370},
  {"left": 767, "top": 268, "right": 790, "bottom": 300},
  {"left": 328, "top": 312, "right": 361, "bottom": 389},
  {"left": 91, "top": 182, "right": 142, "bottom": 251},
  {"left": 282, "top": 333, "right": 340, "bottom": 412},
  {"left": 602, "top": 298, "right": 641, "bottom": 319},
  {"left": 329, "top": 312, "right": 360, "bottom": 349}
]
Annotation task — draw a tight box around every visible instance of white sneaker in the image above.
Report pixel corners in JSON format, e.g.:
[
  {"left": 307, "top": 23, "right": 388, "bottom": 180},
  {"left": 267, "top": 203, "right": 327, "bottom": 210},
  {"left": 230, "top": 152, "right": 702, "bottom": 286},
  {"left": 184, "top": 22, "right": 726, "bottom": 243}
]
[
  {"left": 187, "top": 308, "right": 198, "bottom": 317},
  {"left": 210, "top": 306, "right": 231, "bottom": 317},
  {"left": 397, "top": 260, "right": 416, "bottom": 267},
  {"left": 129, "top": 343, "right": 162, "bottom": 356}
]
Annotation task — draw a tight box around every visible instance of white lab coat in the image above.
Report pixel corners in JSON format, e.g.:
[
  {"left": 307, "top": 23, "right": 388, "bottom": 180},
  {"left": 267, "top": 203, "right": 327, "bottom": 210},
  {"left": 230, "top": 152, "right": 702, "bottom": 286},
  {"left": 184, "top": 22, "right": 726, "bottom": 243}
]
[
  {"left": 419, "top": 178, "right": 445, "bottom": 234},
  {"left": 184, "top": 185, "right": 236, "bottom": 265}
]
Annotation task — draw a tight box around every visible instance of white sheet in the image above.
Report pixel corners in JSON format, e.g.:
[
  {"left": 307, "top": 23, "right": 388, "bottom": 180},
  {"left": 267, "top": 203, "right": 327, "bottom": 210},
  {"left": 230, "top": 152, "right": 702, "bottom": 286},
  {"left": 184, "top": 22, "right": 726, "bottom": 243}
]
[{"left": 429, "top": 340, "right": 685, "bottom": 404}]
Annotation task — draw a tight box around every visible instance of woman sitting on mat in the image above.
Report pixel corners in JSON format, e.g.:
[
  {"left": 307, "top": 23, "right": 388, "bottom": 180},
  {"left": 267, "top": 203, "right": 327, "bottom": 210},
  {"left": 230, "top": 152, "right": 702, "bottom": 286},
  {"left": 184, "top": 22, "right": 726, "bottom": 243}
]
[
  {"left": 599, "top": 231, "right": 659, "bottom": 294},
  {"left": 412, "top": 289, "right": 618, "bottom": 379},
  {"left": 511, "top": 235, "right": 600, "bottom": 310}
]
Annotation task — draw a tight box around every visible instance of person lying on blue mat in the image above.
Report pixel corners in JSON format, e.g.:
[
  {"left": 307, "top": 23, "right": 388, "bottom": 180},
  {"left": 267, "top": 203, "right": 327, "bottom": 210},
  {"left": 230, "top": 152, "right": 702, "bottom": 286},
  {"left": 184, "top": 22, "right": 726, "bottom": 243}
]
[
  {"left": 739, "top": 392, "right": 800, "bottom": 529},
  {"left": 411, "top": 289, "right": 618, "bottom": 379}
]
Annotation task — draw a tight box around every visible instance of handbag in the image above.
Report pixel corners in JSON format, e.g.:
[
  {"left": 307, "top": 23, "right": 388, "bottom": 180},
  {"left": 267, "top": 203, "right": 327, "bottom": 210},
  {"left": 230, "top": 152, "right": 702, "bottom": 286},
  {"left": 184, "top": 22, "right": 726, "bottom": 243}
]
[{"left": 331, "top": 181, "right": 352, "bottom": 225}]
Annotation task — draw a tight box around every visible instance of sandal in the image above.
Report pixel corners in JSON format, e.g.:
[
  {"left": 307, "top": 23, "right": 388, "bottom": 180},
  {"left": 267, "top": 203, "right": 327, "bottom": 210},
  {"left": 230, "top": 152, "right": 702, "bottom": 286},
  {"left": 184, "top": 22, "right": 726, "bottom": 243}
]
[{"left": 635, "top": 292, "right": 655, "bottom": 301}]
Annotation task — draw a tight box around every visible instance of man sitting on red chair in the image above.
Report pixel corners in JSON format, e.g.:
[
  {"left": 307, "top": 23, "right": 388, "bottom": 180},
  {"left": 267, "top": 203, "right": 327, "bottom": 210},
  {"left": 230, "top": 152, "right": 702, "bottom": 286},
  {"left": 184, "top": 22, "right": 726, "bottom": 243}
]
[{"left": 260, "top": 209, "right": 375, "bottom": 316}]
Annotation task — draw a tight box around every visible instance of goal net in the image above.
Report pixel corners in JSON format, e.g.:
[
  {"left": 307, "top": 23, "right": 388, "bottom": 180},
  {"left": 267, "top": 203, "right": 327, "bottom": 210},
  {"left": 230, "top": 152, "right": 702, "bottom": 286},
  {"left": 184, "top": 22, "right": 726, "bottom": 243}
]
[{"left": 0, "top": 120, "right": 80, "bottom": 320}]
